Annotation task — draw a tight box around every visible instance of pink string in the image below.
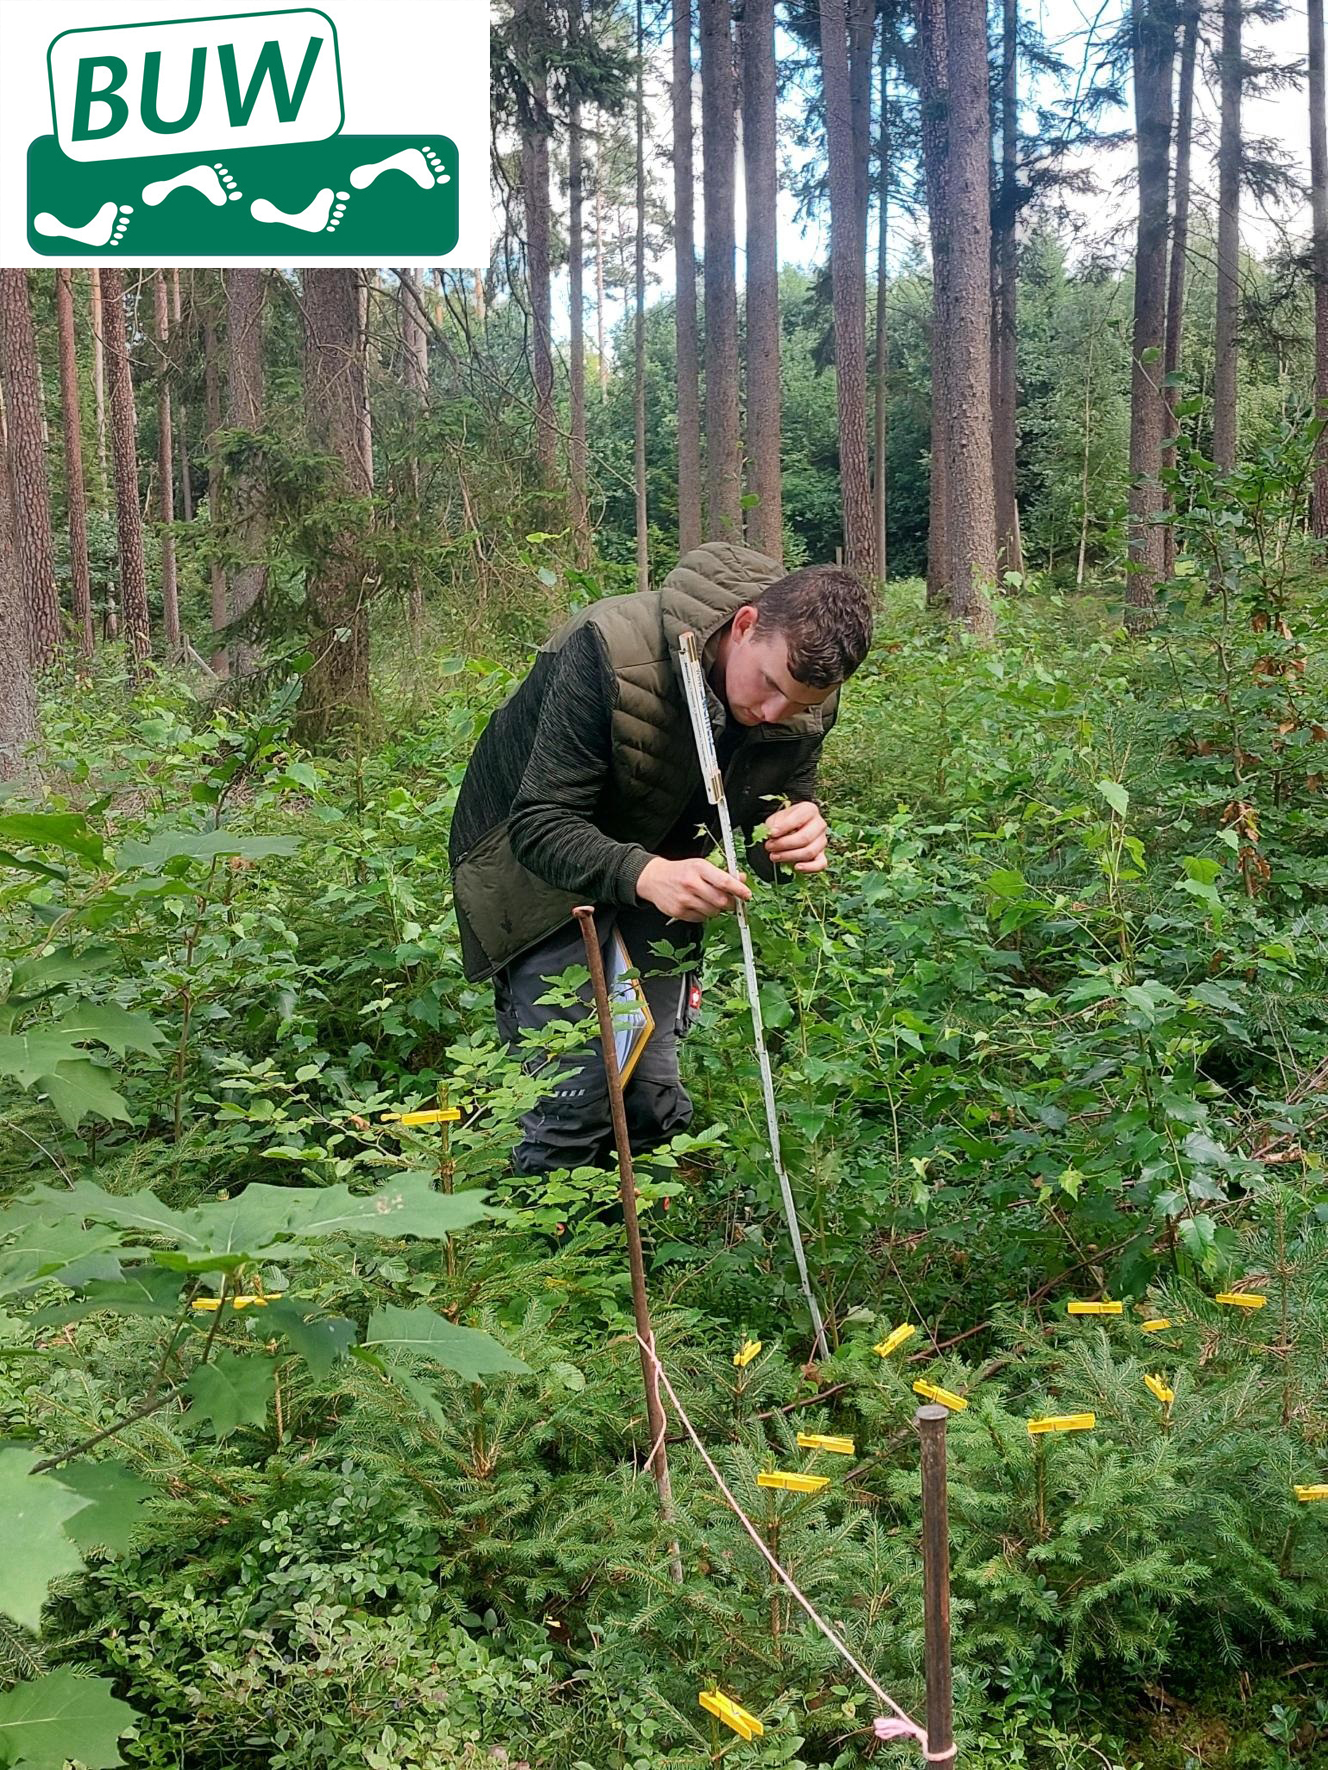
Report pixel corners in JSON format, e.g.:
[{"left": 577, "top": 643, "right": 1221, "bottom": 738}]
[{"left": 637, "top": 1333, "right": 943, "bottom": 1759}]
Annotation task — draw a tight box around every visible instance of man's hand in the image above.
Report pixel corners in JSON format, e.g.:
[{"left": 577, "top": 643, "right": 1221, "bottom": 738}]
[
  {"left": 636, "top": 855, "right": 752, "bottom": 921},
  {"left": 762, "top": 801, "right": 829, "bottom": 873}
]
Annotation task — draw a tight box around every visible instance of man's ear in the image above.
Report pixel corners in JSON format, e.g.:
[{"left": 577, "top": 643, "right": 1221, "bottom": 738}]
[{"left": 731, "top": 604, "right": 760, "bottom": 640}]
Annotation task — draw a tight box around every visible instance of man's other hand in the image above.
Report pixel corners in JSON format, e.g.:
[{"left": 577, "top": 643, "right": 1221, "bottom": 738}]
[
  {"left": 762, "top": 801, "right": 829, "bottom": 873},
  {"left": 636, "top": 855, "right": 752, "bottom": 921}
]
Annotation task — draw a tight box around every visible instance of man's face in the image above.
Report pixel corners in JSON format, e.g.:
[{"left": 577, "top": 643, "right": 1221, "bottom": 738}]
[{"left": 719, "top": 606, "right": 836, "bottom": 727}]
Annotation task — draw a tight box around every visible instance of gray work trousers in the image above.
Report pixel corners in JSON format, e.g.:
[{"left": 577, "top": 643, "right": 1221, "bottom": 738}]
[{"left": 492, "top": 906, "right": 698, "bottom": 1176}]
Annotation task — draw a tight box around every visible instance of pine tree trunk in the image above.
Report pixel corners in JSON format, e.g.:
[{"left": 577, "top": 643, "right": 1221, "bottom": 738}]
[
  {"left": 300, "top": 271, "right": 372, "bottom": 742},
  {"left": 101, "top": 268, "right": 150, "bottom": 663},
  {"left": 356, "top": 271, "right": 375, "bottom": 487},
  {"left": 1212, "top": 0, "right": 1241, "bottom": 475},
  {"left": 172, "top": 271, "right": 194, "bottom": 523},
  {"left": 0, "top": 271, "right": 60, "bottom": 670},
  {"left": 634, "top": 0, "right": 650, "bottom": 589},
  {"left": 595, "top": 133, "right": 609, "bottom": 399},
  {"left": 154, "top": 272, "right": 181, "bottom": 659},
  {"left": 873, "top": 25, "right": 890, "bottom": 581},
  {"left": 90, "top": 269, "right": 107, "bottom": 505},
  {"left": 848, "top": 0, "right": 875, "bottom": 258},
  {"left": 993, "top": 0, "right": 1023, "bottom": 578},
  {"left": 699, "top": 0, "right": 743, "bottom": 540},
  {"left": 225, "top": 268, "right": 267, "bottom": 648},
  {"left": 1161, "top": 3, "right": 1197, "bottom": 577},
  {"left": 517, "top": 0, "right": 558, "bottom": 491},
  {"left": 1311, "top": 0, "right": 1328, "bottom": 535},
  {"left": 941, "top": 0, "right": 996, "bottom": 631},
  {"left": 472, "top": 269, "right": 487, "bottom": 331},
  {"left": 204, "top": 305, "right": 229, "bottom": 677},
  {"left": 0, "top": 414, "right": 38, "bottom": 782},
  {"left": 398, "top": 269, "right": 428, "bottom": 634},
  {"left": 741, "top": 0, "right": 782, "bottom": 559},
  {"left": 918, "top": 0, "right": 951, "bottom": 607},
  {"left": 569, "top": 68, "right": 592, "bottom": 566},
  {"left": 1126, "top": 0, "right": 1175, "bottom": 626},
  {"left": 820, "top": 0, "right": 876, "bottom": 572},
  {"left": 674, "top": 0, "right": 703, "bottom": 555},
  {"left": 55, "top": 270, "right": 95, "bottom": 659}
]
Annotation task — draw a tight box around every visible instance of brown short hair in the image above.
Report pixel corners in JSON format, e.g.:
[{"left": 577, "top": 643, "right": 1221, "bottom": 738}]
[{"left": 754, "top": 566, "right": 875, "bottom": 688}]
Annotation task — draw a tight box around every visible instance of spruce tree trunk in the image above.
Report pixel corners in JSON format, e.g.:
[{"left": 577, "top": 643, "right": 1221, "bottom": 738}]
[
  {"left": 595, "top": 135, "right": 609, "bottom": 399},
  {"left": 993, "top": 0, "right": 1023, "bottom": 578},
  {"left": 699, "top": 0, "right": 743, "bottom": 539},
  {"left": 1311, "top": 0, "right": 1328, "bottom": 534},
  {"left": 941, "top": 0, "right": 997, "bottom": 631},
  {"left": 741, "top": 0, "right": 782, "bottom": 559},
  {"left": 1212, "top": 0, "right": 1241, "bottom": 475},
  {"left": 820, "top": 0, "right": 875, "bottom": 571},
  {"left": 224, "top": 268, "right": 267, "bottom": 649},
  {"left": 90, "top": 269, "right": 107, "bottom": 504},
  {"left": 517, "top": 0, "right": 558, "bottom": 490},
  {"left": 101, "top": 268, "right": 151, "bottom": 664},
  {"left": 673, "top": 0, "right": 703, "bottom": 555},
  {"left": 0, "top": 417, "right": 38, "bottom": 782},
  {"left": 356, "top": 271, "right": 375, "bottom": 487},
  {"left": 204, "top": 305, "right": 228, "bottom": 677},
  {"left": 1162, "top": 0, "right": 1197, "bottom": 577},
  {"left": 154, "top": 272, "right": 181, "bottom": 659},
  {"left": 918, "top": 0, "right": 951, "bottom": 607},
  {"left": 0, "top": 271, "right": 60, "bottom": 670},
  {"left": 172, "top": 271, "right": 194, "bottom": 523},
  {"left": 634, "top": 0, "right": 650, "bottom": 590},
  {"left": 55, "top": 270, "right": 94, "bottom": 658},
  {"left": 569, "top": 69, "right": 591, "bottom": 566},
  {"left": 874, "top": 25, "right": 890, "bottom": 581},
  {"left": 398, "top": 269, "right": 428, "bottom": 634},
  {"left": 1126, "top": 0, "right": 1175, "bottom": 627},
  {"left": 300, "top": 271, "right": 372, "bottom": 742},
  {"left": 848, "top": 0, "right": 875, "bottom": 258}
]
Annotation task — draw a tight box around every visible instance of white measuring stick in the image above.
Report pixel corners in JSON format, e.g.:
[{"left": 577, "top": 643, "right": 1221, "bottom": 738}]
[{"left": 678, "top": 630, "right": 829, "bottom": 1361}]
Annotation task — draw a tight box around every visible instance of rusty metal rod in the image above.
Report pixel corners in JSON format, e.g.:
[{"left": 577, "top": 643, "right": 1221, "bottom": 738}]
[
  {"left": 916, "top": 1403, "right": 956, "bottom": 1763},
  {"left": 573, "top": 905, "right": 682, "bottom": 1582}
]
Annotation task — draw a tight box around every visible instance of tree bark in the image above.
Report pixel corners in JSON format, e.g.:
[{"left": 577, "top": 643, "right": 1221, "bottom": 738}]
[
  {"left": 90, "top": 269, "right": 108, "bottom": 506},
  {"left": 699, "top": 0, "right": 743, "bottom": 540},
  {"left": 874, "top": 23, "right": 890, "bottom": 581},
  {"left": 55, "top": 271, "right": 95, "bottom": 658},
  {"left": 224, "top": 268, "right": 267, "bottom": 646},
  {"left": 204, "top": 302, "right": 228, "bottom": 676},
  {"left": 569, "top": 51, "right": 592, "bottom": 566},
  {"left": 1311, "top": 0, "right": 1328, "bottom": 534},
  {"left": 154, "top": 273, "right": 181, "bottom": 659},
  {"left": 820, "top": 0, "right": 876, "bottom": 572},
  {"left": 1126, "top": 0, "right": 1175, "bottom": 626},
  {"left": 101, "top": 268, "right": 151, "bottom": 664},
  {"left": 941, "top": 0, "right": 996, "bottom": 631},
  {"left": 0, "top": 271, "right": 60, "bottom": 670},
  {"left": 1212, "top": 0, "right": 1241, "bottom": 475},
  {"left": 1162, "top": 0, "right": 1197, "bottom": 577},
  {"left": 741, "top": 0, "right": 782, "bottom": 559},
  {"left": 356, "top": 271, "right": 375, "bottom": 487},
  {"left": 674, "top": 0, "right": 703, "bottom": 555},
  {"left": 300, "top": 271, "right": 371, "bottom": 742},
  {"left": 172, "top": 271, "right": 194, "bottom": 523},
  {"left": 993, "top": 0, "right": 1023, "bottom": 578},
  {"left": 517, "top": 0, "right": 558, "bottom": 491},
  {"left": 595, "top": 132, "right": 609, "bottom": 399},
  {"left": 398, "top": 269, "right": 428, "bottom": 634},
  {"left": 634, "top": 0, "right": 650, "bottom": 590},
  {"left": 848, "top": 0, "right": 875, "bottom": 258},
  {"left": 918, "top": 0, "right": 951, "bottom": 607},
  {"left": 0, "top": 408, "right": 38, "bottom": 782}
]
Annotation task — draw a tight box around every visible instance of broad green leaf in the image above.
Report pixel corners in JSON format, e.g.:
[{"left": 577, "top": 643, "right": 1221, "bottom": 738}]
[
  {"left": 984, "top": 868, "right": 1028, "bottom": 899},
  {"left": 363, "top": 1304, "right": 529, "bottom": 1381},
  {"left": 14, "top": 1181, "right": 198, "bottom": 1246},
  {"left": 56, "top": 1462, "right": 154, "bottom": 1556},
  {"left": 1096, "top": 780, "right": 1130, "bottom": 819},
  {"left": 261, "top": 1301, "right": 357, "bottom": 1377},
  {"left": 34, "top": 1267, "right": 185, "bottom": 1326},
  {"left": 378, "top": 1361, "right": 451, "bottom": 1429},
  {"left": 0, "top": 812, "right": 107, "bottom": 867},
  {"left": 114, "top": 831, "right": 300, "bottom": 872},
  {"left": 0, "top": 1219, "right": 124, "bottom": 1300},
  {"left": 278, "top": 1171, "right": 491, "bottom": 1241},
  {"left": 37, "top": 1061, "right": 132, "bottom": 1130},
  {"left": 0, "top": 850, "right": 67, "bottom": 883},
  {"left": 0, "top": 1669, "right": 134, "bottom": 1770},
  {"left": 10, "top": 945, "right": 117, "bottom": 998},
  {"left": 184, "top": 1352, "right": 274, "bottom": 1439},
  {"left": 51, "top": 1004, "right": 166, "bottom": 1058},
  {"left": 0, "top": 1032, "right": 97, "bottom": 1090},
  {"left": 0, "top": 1450, "right": 90, "bottom": 1630}
]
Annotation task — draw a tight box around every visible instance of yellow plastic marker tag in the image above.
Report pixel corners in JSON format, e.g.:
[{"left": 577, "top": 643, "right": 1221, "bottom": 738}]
[
  {"left": 796, "top": 1432, "right": 855, "bottom": 1456},
  {"left": 1027, "top": 1412, "right": 1096, "bottom": 1435},
  {"left": 1143, "top": 1374, "right": 1174, "bottom": 1405},
  {"left": 699, "top": 1689, "right": 764, "bottom": 1741},
  {"left": 1066, "top": 1300, "right": 1123, "bottom": 1316},
  {"left": 1140, "top": 1318, "right": 1173, "bottom": 1333},
  {"left": 1293, "top": 1484, "right": 1328, "bottom": 1502},
  {"left": 874, "top": 1324, "right": 917, "bottom": 1359},
  {"left": 190, "top": 1298, "right": 222, "bottom": 1312},
  {"left": 380, "top": 1108, "right": 462, "bottom": 1125},
  {"left": 733, "top": 1338, "right": 762, "bottom": 1368},
  {"left": 233, "top": 1293, "right": 282, "bottom": 1309},
  {"left": 1214, "top": 1292, "right": 1267, "bottom": 1309},
  {"left": 757, "top": 1470, "right": 831, "bottom": 1494},
  {"left": 913, "top": 1380, "right": 968, "bottom": 1412}
]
